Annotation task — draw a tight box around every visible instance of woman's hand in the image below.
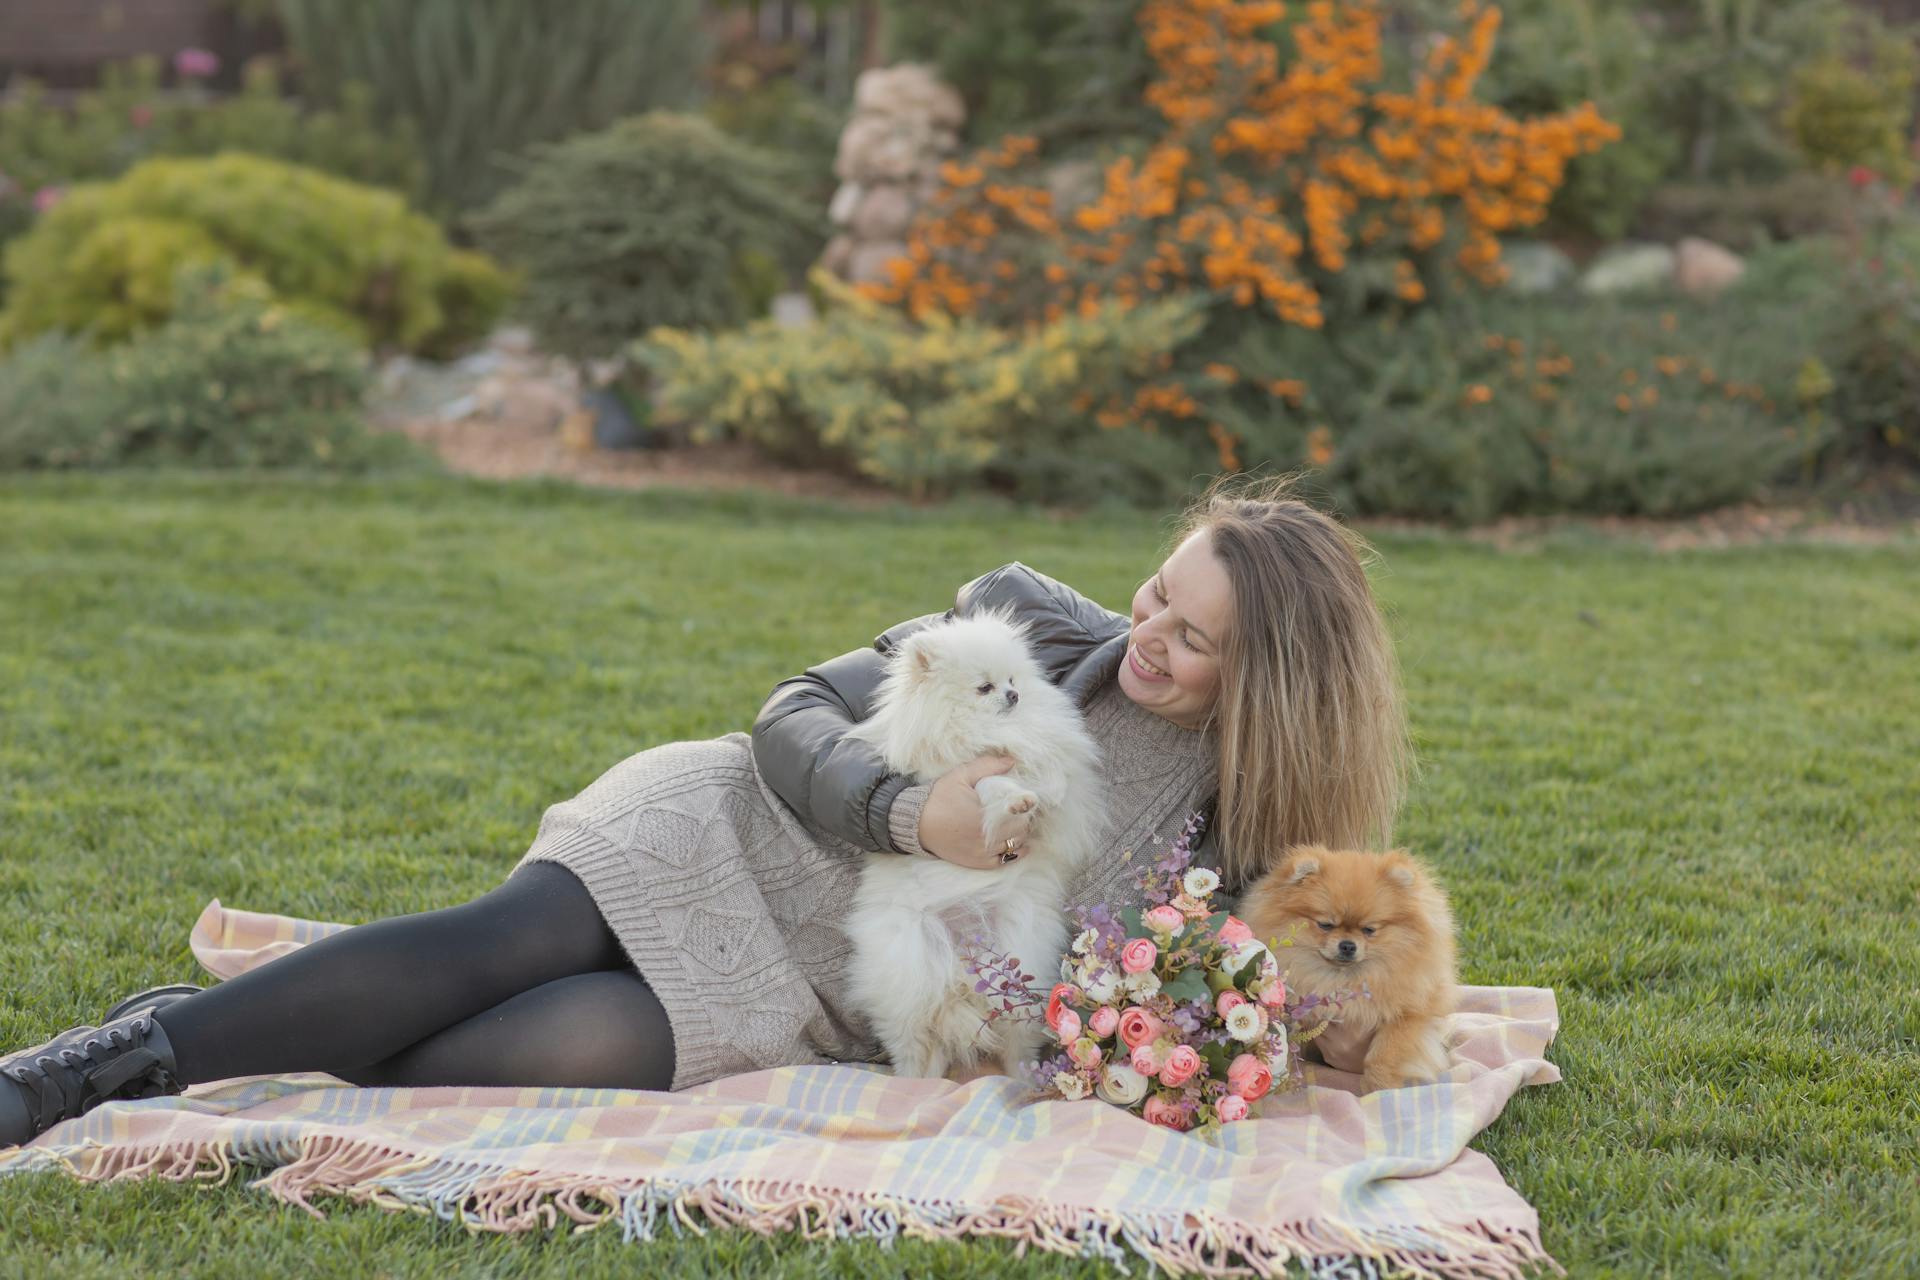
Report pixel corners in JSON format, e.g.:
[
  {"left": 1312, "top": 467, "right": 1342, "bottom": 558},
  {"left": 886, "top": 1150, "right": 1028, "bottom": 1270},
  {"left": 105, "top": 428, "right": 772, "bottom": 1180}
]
[{"left": 918, "top": 753, "right": 1032, "bottom": 869}]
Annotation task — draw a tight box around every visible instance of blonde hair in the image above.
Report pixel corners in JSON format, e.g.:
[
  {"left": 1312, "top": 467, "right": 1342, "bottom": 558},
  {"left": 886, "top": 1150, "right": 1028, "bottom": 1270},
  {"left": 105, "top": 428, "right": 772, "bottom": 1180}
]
[{"left": 1172, "top": 474, "right": 1411, "bottom": 887}]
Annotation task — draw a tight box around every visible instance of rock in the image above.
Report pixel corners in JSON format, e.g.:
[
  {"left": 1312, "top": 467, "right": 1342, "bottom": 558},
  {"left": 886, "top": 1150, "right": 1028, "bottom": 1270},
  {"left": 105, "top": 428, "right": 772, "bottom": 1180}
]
[
  {"left": 835, "top": 115, "right": 925, "bottom": 182},
  {"left": 1500, "top": 241, "right": 1577, "bottom": 295},
  {"left": 851, "top": 184, "right": 915, "bottom": 240},
  {"left": 847, "top": 239, "right": 910, "bottom": 286},
  {"left": 584, "top": 386, "right": 649, "bottom": 450},
  {"left": 1579, "top": 242, "right": 1676, "bottom": 296},
  {"left": 820, "top": 234, "right": 855, "bottom": 277},
  {"left": 1675, "top": 237, "right": 1745, "bottom": 297},
  {"left": 488, "top": 326, "right": 536, "bottom": 357},
  {"left": 771, "top": 292, "right": 817, "bottom": 329},
  {"left": 828, "top": 181, "right": 863, "bottom": 227},
  {"left": 853, "top": 64, "right": 964, "bottom": 130},
  {"left": 1045, "top": 158, "right": 1103, "bottom": 218}
]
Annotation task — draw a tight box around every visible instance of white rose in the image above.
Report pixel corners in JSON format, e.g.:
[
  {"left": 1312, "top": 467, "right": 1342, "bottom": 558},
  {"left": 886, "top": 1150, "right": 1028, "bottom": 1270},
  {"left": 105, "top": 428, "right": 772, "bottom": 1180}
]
[
  {"left": 1097, "top": 1062, "right": 1149, "bottom": 1106},
  {"left": 1082, "top": 967, "right": 1122, "bottom": 1004},
  {"left": 1227, "top": 939, "right": 1272, "bottom": 974},
  {"left": 1122, "top": 968, "right": 1162, "bottom": 1000},
  {"left": 1182, "top": 868, "right": 1221, "bottom": 898},
  {"left": 1226, "top": 1004, "right": 1268, "bottom": 1043},
  {"left": 1268, "top": 1034, "right": 1289, "bottom": 1075},
  {"left": 1054, "top": 1071, "right": 1091, "bottom": 1101}
]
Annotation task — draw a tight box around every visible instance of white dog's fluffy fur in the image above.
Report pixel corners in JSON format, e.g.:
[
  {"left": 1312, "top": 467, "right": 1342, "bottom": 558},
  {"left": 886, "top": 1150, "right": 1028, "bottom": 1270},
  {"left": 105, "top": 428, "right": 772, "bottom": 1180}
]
[{"left": 842, "top": 609, "right": 1107, "bottom": 1080}]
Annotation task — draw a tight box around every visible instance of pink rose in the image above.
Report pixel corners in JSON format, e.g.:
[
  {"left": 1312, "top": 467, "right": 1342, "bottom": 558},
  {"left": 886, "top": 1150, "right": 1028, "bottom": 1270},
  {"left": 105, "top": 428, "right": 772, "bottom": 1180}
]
[
  {"left": 1068, "top": 1037, "right": 1104, "bottom": 1069},
  {"left": 1218, "top": 915, "right": 1254, "bottom": 946},
  {"left": 1216, "top": 1094, "right": 1250, "bottom": 1124},
  {"left": 1054, "top": 1009, "right": 1082, "bottom": 1045},
  {"left": 1117, "top": 1007, "right": 1164, "bottom": 1049},
  {"left": 1088, "top": 1006, "right": 1120, "bottom": 1038},
  {"left": 1216, "top": 989, "right": 1248, "bottom": 1019},
  {"left": 1258, "top": 977, "right": 1287, "bottom": 1008},
  {"left": 1119, "top": 937, "right": 1158, "bottom": 974},
  {"left": 1144, "top": 904, "right": 1185, "bottom": 934},
  {"left": 1142, "top": 1094, "right": 1189, "bottom": 1130},
  {"left": 1129, "top": 1042, "right": 1163, "bottom": 1076},
  {"left": 1227, "top": 1053, "right": 1273, "bottom": 1102},
  {"left": 1046, "top": 983, "right": 1077, "bottom": 1033},
  {"left": 1158, "top": 1044, "right": 1202, "bottom": 1087}
]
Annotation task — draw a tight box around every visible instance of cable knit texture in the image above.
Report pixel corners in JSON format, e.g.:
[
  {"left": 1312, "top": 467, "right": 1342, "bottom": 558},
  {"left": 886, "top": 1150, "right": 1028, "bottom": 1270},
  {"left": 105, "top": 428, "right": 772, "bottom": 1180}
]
[{"left": 515, "top": 678, "right": 1219, "bottom": 1091}]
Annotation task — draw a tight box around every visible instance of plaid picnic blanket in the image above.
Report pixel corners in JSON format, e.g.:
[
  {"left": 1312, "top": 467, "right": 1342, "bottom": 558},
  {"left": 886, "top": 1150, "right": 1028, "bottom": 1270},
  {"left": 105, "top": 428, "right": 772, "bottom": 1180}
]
[{"left": 0, "top": 900, "right": 1563, "bottom": 1278}]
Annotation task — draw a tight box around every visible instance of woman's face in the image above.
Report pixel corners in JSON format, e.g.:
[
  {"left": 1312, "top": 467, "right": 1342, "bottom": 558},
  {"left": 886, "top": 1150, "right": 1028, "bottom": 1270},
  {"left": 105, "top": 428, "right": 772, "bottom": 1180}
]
[{"left": 1118, "top": 529, "right": 1230, "bottom": 730}]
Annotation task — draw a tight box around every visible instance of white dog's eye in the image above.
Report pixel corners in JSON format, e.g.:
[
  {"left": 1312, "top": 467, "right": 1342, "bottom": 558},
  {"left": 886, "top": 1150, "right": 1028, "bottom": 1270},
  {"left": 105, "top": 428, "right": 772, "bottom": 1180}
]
[{"left": 976, "top": 682, "right": 993, "bottom": 694}]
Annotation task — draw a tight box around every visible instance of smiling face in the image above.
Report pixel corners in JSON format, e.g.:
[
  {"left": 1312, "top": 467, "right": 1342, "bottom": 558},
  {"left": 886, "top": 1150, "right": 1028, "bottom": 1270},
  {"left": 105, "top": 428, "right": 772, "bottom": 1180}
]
[{"left": 1117, "top": 528, "right": 1231, "bottom": 730}]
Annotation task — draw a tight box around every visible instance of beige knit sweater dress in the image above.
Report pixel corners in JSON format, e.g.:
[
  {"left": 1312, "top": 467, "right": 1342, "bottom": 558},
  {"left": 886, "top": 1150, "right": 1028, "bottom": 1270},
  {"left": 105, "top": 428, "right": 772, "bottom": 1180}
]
[{"left": 514, "top": 677, "right": 1218, "bottom": 1091}]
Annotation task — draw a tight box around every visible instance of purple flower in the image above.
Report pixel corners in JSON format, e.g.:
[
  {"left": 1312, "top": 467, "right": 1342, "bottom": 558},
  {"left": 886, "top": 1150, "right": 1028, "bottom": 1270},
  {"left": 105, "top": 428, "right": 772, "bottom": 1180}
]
[{"left": 174, "top": 47, "right": 220, "bottom": 79}]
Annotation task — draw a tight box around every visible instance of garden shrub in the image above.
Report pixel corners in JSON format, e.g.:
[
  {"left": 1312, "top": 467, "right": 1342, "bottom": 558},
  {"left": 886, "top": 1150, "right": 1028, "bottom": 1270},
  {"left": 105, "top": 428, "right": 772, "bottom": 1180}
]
[
  {"left": 0, "top": 333, "right": 125, "bottom": 469},
  {"left": 0, "top": 57, "right": 425, "bottom": 217},
  {"left": 638, "top": 274, "right": 1207, "bottom": 502},
  {"left": 1319, "top": 296, "right": 1822, "bottom": 521},
  {"left": 0, "top": 268, "right": 406, "bottom": 471},
  {"left": 0, "top": 154, "right": 510, "bottom": 354},
  {"left": 470, "top": 113, "right": 820, "bottom": 361},
  {"left": 274, "top": 0, "right": 706, "bottom": 213},
  {"left": 1784, "top": 43, "right": 1917, "bottom": 189},
  {"left": 865, "top": 0, "right": 1618, "bottom": 478}
]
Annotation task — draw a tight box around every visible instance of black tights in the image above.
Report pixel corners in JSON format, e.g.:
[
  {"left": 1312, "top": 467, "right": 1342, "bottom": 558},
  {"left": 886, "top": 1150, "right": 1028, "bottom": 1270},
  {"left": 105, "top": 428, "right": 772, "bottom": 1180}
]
[{"left": 151, "top": 862, "right": 676, "bottom": 1091}]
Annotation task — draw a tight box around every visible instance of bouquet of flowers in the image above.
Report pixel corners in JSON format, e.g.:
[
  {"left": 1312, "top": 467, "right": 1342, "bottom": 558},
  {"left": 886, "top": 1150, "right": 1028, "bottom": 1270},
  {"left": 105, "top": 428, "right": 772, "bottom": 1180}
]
[{"left": 965, "top": 811, "right": 1338, "bottom": 1137}]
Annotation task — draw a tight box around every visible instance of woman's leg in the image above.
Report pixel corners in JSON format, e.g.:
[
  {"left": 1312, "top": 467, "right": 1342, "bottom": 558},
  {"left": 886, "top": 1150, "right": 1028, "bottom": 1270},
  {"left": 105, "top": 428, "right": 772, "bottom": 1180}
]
[
  {"left": 152, "top": 861, "right": 626, "bottom": 1085},
  {"left": 338, "top": 969, "right": 676, "bottom": 1090}
]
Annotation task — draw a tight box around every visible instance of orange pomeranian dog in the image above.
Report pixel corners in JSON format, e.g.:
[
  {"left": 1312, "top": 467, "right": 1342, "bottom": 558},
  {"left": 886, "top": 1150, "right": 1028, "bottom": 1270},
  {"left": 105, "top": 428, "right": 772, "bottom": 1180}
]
[{"left": 1239, "top": 845, "right": 1457, "bottom": 1091}]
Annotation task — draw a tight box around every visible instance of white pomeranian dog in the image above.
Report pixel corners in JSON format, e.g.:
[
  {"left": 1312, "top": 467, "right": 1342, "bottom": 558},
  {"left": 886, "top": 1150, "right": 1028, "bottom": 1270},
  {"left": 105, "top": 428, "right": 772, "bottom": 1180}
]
[{"left": 842, "top": 608, "right": 1107, "bottom": 1080}]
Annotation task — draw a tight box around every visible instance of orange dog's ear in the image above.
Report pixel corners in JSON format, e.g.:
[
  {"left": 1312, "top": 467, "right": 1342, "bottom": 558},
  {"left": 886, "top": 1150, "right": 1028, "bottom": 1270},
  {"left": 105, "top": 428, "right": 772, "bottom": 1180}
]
[
  {"left": 1283, "top": 854, "right": 1320, "bottom": 884},
  {"left": 1382, "top": 849, "right": 1420, "bottom": 888}
]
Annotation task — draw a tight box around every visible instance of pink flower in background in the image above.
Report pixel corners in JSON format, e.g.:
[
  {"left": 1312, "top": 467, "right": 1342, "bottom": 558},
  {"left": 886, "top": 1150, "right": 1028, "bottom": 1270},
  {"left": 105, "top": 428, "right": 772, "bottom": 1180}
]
[
  {"left": 129, "top": 104, "right": 155, "bottom": 129},
  {"left": 1218, "top": 916, "right": 1253, "bottom": 946},
  {"left": 1216, "top": 989, "right": 1248, "bottom": 1019},
  {"left": 1116, "top": 1007, "right": 1163, "bottom": 1048},
  {"left": 1159, "top": 1044, "right": 1202, "bottom": 1087},
  {"left": 1088, "top": 1006, "right": 1119, "bottom": 1038},
  {"left": 1216, "top": 1094, "right": 1250, "bottom": 1124},
  {"left": 1227, "top": 1053, "right": 1272, "bottom": 1101},
  {"left": 1848, "top": 165, "right": 1877, "bottom": 190},
  {"left": 1053, "top": 1009, "right": 1082, "bottom": 1045},
  {"left": 1129, "top": 1042, "right": 1163, "bottom": 1076},
  {"left": 1119, "top": 938, "right": 1157, "bottom": 974},
  {"left": 1067, "top": 1037, "right": 1104, "bottom": 1069},
  {"left": 32, "top": 186, "right": 63, "bottom": 213},
  {"left": 1142, "top": 1095, "right": 1188, "bottom": 1130},
  {"left": 175, "top": 47, "right": 220, "bottom": 79}
]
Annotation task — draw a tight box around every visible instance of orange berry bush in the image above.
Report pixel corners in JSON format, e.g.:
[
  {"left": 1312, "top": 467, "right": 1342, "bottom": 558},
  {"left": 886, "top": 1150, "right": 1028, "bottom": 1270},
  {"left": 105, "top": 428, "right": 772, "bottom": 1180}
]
[{"left": 862, "top": 0, "right": 1620, "bottom": 475}]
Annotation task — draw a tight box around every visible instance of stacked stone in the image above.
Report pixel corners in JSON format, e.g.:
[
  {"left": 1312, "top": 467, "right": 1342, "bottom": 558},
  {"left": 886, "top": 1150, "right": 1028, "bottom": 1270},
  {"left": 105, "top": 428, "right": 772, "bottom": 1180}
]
[{"left": 820, "top": 64, "right": 965, "bottom": 287}]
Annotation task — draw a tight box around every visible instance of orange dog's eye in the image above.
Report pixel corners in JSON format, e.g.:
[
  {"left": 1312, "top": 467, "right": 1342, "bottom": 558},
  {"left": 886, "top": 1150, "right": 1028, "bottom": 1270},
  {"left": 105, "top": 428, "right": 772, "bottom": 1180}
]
[
  {"left": 1316, "top": 921, "right": 1333, "bottom": 932},
  {"left": 1361, "top": 926, "right": 1377, "bottom": 937}
]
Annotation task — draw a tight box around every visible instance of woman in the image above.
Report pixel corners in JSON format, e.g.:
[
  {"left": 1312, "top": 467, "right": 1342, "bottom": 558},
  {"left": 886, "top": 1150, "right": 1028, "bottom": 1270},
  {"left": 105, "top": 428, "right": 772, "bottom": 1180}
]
[{"left": 0, "top": 476, "right": 1408, "bottom": 1146}]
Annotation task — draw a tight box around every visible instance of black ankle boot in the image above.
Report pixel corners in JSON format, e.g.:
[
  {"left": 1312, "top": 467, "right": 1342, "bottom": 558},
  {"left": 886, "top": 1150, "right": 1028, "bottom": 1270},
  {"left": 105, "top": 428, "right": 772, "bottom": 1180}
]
[{"left": 0, "top": 1007, "right": 185, "bottom": 1148}]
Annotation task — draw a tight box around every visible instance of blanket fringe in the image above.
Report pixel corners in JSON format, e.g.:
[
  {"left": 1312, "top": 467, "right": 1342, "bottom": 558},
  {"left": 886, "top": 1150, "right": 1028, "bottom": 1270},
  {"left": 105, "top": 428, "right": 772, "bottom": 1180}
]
[{"left": 5, "top": 1136, "right": 1559, "bottom": 1280}]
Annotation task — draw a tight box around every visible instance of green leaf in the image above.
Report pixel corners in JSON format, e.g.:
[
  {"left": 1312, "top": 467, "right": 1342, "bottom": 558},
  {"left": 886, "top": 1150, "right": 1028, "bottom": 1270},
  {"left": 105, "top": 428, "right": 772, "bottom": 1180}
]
[{"left": 1161, "top": 967, "right": 1210, "bottom": 1003}]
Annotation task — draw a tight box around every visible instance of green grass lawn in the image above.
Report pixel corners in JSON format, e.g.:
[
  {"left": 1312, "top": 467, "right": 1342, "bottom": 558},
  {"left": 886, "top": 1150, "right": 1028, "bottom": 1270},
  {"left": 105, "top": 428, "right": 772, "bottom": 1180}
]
[{"left": 1, "top": 472, "right": 1915, "bottom": 1278}]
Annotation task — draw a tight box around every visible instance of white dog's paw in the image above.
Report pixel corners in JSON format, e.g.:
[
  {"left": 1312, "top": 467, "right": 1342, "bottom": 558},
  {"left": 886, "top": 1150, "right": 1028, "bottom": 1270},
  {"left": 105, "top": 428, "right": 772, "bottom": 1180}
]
[{"left": 975, "top": 778, "right": 1039, "bottom": 851}]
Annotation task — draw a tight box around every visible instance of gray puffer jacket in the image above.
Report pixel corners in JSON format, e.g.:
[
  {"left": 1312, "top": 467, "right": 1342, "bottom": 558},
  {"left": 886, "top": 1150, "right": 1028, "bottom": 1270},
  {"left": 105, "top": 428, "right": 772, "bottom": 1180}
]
[{"left": 750, "top": 560, "right": 1221, "bottom": 864}]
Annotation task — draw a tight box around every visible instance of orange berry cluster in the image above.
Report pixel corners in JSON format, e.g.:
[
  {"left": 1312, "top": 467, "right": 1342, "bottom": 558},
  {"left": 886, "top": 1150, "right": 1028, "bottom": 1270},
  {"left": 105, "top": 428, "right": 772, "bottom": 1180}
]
[{"left": 865, "top": 0, "right": 1619, "bottom": 472}]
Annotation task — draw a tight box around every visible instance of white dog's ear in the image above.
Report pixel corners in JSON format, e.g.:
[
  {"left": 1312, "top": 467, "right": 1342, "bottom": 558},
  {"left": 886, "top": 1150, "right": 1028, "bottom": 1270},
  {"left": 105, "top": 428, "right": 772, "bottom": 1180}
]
[
  {"left": 898, "top": 631, "right": 938, "bottom": 679},
  {"left": 1285, "top": 856, "right": 1320, "bottom": 884}
]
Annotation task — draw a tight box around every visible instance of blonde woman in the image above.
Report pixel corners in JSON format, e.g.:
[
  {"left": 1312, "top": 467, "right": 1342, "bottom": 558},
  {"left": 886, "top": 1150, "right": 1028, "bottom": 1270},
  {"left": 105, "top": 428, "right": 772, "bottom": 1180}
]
[{"left": 0, "top": 476, "right": 1409, "bottom": 1146}]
